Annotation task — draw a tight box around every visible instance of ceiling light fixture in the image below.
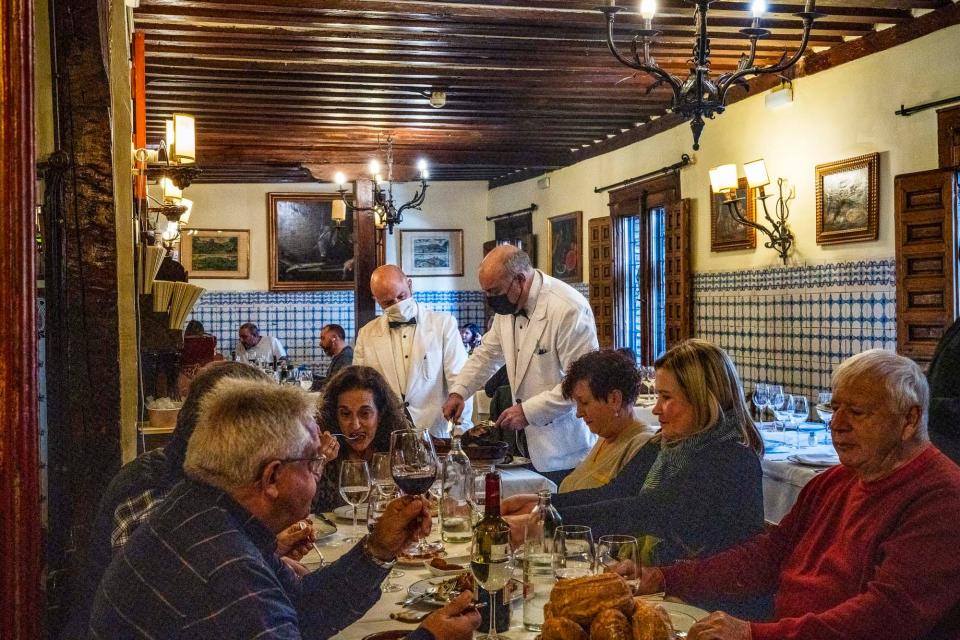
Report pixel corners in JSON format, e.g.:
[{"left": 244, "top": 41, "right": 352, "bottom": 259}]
[
  {"left": 333, "top": 135, "right": 430, "bottom": 235},
  {"left": 149, "top": 112, "right": 201, "bottom": 189},
  {"left": 599, "top": 0, "right": 823, "bottom": 150}
]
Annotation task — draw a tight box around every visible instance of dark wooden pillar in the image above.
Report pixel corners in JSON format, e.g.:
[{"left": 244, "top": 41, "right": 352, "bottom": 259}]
[
  {"left": 354, "top": 178, "right": 377, "bottom": 328},
  {"left": 0, "top": 0, "right": 41, "bottom": 634},
  {"left": 42, "top": 0, "right": 124, "bottom": 629}
]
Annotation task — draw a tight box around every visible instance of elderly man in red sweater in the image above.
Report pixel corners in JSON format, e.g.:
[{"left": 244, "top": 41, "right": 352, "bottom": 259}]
[{"left": 635, "top": 348, "right": 960, "bottom": 640}]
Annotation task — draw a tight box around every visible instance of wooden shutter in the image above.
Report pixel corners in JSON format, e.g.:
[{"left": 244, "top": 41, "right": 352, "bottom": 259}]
[
  {"left": 664, "top": 198, "right": 692, "bottom": 348},
  {"left": 589, "top": 217, "right": 614, "bottom": 348},
  {"left": 938, "top": 105, "right": 960, "bottom": 170},
  {"left": 895, "top": 169, "right": 959, "bottom": 365}
]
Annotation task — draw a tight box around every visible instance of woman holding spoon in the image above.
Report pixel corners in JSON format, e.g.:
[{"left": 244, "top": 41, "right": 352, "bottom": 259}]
[{"left": 313, "top": 366, "right": 411, "bottom": 513}]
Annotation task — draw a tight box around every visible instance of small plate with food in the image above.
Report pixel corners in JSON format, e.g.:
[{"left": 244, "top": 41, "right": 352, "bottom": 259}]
[{"left": 396, "top": 546, "right": 446, "bottom": 566}]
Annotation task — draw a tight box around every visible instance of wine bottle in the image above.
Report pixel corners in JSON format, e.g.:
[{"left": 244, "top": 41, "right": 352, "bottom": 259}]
[
  {"left": 471, "top": 471, "right": 511, "bottom": 634},
  {"left": 523, "top": 490, "right": 562, "bottom": 631},
  {"left": 439, "top": 431, "right": 473, "bottom": 543}
]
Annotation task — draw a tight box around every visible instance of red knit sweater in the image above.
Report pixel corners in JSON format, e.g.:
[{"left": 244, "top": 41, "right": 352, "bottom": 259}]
[{"left": 662, "top": 445, "right": 960, "bottom": 640}]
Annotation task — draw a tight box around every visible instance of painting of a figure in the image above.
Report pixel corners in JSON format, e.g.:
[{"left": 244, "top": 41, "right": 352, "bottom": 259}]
[
  {"left": 548, "top": 211, "right": 582, "bottom": 283},
  {"left": 816, "top": 153, "right": 879, "bottom": 245},
  {"left": 267, "top": 193, "right": 354, "bottom": 290},
  {"left": 710, "top": 177, "right": 756, "bottom": 252}
]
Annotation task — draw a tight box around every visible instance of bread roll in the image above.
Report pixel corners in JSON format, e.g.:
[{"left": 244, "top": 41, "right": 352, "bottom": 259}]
[
  {"left": 548, "top": 573, "right": 635, "bottom": 626},
  {"left": 541, "top": 616, "right": 588, "bottom": 640},
  {"left": 589, "top": 608, "right": 632, "bottom": 640},
  {"left": 630, "top": 598, "right": 673, "bottom": 640}
]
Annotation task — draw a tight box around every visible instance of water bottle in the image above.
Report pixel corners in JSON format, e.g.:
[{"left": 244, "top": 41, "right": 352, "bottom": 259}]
[
  {"left": 523, "top": 490, "right": 562, "bottom": 631},
  {"left": 439, "top": 427, "right": 474, "bottom": 543}
]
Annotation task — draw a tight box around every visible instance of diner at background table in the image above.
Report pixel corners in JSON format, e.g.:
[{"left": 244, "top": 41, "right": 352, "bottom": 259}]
[
  {"left": 90, "top": 377, "right": 481, "bottom": 640},
  {"left": 634, "top": 349, "right": 960, "bottom": 640}
]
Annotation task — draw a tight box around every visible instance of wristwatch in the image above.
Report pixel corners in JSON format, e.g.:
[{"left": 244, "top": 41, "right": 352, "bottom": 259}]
[{"left": 361, "top": 535, "right": 397, "bottom": 569}]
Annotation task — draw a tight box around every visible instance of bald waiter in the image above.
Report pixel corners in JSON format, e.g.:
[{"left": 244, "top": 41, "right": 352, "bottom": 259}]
[
  {"left": 443, "top": 246, "right": 597, "bottom": 484},
  {"left": 354, "top": 265, "right": 472, "bottom": 436}
]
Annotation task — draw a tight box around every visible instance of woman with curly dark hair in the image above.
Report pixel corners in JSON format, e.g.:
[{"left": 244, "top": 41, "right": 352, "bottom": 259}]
[
  {"left": 556, "top": 349, "right": 656, "bottom": 492},
  {"left": 313, "top": 365, "right": 410, "bottom": 513}
]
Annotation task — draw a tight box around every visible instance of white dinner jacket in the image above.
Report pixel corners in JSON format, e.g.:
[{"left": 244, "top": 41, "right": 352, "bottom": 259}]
[
  {"left": 354, "top": 306, "right": 472, "bottom": 437},
  {"left": 450, "top": 272, "right": 598, "bottom": 471}
]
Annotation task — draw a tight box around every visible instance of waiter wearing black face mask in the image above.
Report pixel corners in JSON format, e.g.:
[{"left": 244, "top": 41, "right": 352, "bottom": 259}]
[{"left": 443, "top": 245, "right": 599, "bottom": 485}]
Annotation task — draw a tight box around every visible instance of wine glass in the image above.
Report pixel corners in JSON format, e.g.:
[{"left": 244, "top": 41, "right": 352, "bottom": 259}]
[
  {"left": 788, "top": 395, "right": 810, "bottom": 449},
  {"left": 367, "top": 483, "right": 404, "bottom": 592},
  {"left": 338, "top": 460, "right": 371, "bottom": 544},
  {"left": 298, "top": 368, "right": 313, "bottom": 391},
  {"left": 389, "top": 429, "right": 442, "bottom": 554},
  {"left": 597, "top": 535, "right": 640, "bottom": 592},
  {"left": 553, "top": 525, "right": 595, "bottom": 580},
  {"left": 369, "top": 452, "right": 405, "bottom": 580},
  {"left": 752, "top": 383, "right": 770, "bottom": 422},
  {"left": 817, "top": 391, "right": 833, "bottom": 444},
  {"left": 770, "top": 392, "right": 791, "bottom": 434},
  {"left": 470, "top": 520, "right": 513, "bottom": 640},
  {"left": 767, "top": 385, "right": 784, "bottom": 431}
]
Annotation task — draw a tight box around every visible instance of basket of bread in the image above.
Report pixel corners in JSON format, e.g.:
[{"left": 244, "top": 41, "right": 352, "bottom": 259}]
[{"left": 540, "top": 573, "right": 676, "bottom": 640}]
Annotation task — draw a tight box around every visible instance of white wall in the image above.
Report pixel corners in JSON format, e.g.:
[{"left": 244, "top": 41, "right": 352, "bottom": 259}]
[
  {"left": 489, "top": 24, "right": 960, "bottom": 275},
  {"left": 169, "top": 180, "right": 489, "bottom": 290}
]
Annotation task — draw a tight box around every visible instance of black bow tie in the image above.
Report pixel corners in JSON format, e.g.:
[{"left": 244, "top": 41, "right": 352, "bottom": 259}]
[
  {"left": 388, "top": 318, "right": 417, "bottom": 329},
  {"left": 514, "top": 309, "right": 528, "bottom": 319}
]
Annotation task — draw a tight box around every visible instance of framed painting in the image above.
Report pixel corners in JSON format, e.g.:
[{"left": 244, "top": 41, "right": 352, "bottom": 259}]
[
  {"left": 180, "top": 229, "right": 250, "bottom": 279},
  {"left": 399, "top": 229, "right": 464, "bottom": 277},
  {"left": 710, "top": 177, "right": 757, "bottom": 252},
  {"left": 267, "top": 193, "right": 354, "bottom": 290},
  {"left": 816, "top": 152, "right": 879, "bottom": 245},
  {"left": 548, "top": 211, "right": 583, "bottom": 283}
]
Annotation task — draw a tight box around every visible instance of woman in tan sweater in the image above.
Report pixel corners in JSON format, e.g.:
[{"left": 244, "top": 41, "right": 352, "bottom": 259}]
[{"left": 558, "top": 350, "right": 655, "bottom": 492}]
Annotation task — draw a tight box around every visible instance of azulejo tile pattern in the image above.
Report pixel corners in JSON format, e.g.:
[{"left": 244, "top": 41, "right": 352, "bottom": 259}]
[
  {"left": 694, "top": 258, "right": 897, "bottom": 400},
  {"left": 190, "top": 290, "right": 487, "bottom": 369}
]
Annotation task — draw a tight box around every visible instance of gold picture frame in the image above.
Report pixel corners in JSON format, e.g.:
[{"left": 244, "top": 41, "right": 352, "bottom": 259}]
[
  {"left": 710, "top": 177, "right": 757, "bottom": 252},
  {"left": 180, "top": 229, "right": 250, "bottom": 279},
  {"left": 815, "top": 152, "right": 879, "bottom": 245},
  {"left": 547, "top": 211, "right": 583, "bottom": 283}
]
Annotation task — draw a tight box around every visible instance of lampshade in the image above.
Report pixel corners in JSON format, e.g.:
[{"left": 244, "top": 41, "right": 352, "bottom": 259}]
[
  {"left": 173, "top": 114, "right": 196, "bottom": 164},
  {"left": 709, "top": 164, "right": 738, "bottom": 193},
  {"left": 178, "top": 198, "right": 193, "bottom": 225},
  {"left": 165, "top": 119, "right": 176, "bottom": 150},
  {"left": 331, "top": 199, "right": 346, "bottom": 224},
  {"left": 744, "top": 159, "right": 770, "bottom": 189},
  {"left": 161, "top": 176, "right": 182, "bottom": 201}
]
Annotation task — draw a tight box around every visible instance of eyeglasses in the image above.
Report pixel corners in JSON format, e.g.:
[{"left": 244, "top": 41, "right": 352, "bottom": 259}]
[{"left": 278, "top": 455, "right": 327, "bottom": 476}]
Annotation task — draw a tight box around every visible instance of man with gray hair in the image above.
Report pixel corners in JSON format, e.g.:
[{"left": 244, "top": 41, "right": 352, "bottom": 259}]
[
  {"left": 632, "top": 349, "right": 960, "bottom": 640},
  {"left": 443, "top": 244, "right": 598, "bottom": 482},
  {"left": 90, "top": 378, "right": 480, "bottom": 639}
]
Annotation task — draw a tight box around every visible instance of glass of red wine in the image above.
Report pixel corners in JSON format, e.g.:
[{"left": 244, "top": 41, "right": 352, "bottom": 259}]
[{"left": 389, "top": 429, "right": 442, "bottom": 555}]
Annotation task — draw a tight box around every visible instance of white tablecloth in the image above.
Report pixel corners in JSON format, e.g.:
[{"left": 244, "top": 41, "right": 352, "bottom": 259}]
[
  {"left": 760, "top": 427, "right": 837, "bottom": 523},
  {"left": 497, "top": 466, "right": 557, "bottom": 497}
]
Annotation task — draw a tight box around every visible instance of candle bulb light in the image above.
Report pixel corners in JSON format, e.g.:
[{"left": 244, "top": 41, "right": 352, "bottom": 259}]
[
  {"left": 334, "top": 171, "right": 346, "bottom": 189},
  {"left": 639, "top": 0, "right": 655, "bottom": 21},
  {"left": 751, "top": 0, "right": 766, "bottom": 18}
]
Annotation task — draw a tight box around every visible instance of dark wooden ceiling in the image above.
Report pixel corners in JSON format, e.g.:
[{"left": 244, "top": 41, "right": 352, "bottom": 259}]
[{"left": 134, "top": 0, "right": 954, "bottom": 185}]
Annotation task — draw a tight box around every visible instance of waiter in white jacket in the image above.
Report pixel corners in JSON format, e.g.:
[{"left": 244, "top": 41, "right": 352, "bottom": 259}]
[
  {"left": 443, "top": 245, "right": 598, "bottom": 483},
  {"left": 354, "top": 264, "right": 472, "bottom": 437}
]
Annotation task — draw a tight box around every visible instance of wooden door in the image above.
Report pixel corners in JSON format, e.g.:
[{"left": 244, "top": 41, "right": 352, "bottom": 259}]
[
  {"left": 938, "top": 105, "right": 960, "bottom": 170},
  {"left": 588, "top": 217, "right": 614, "bottom": 348},
  {"left": 895, "top": 169, "right": 960, "bottom": 365},
  {"left": 664, "top": 199, "right": 692, "bottom": 348}
]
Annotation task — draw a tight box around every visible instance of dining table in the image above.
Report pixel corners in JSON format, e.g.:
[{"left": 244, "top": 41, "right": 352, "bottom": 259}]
[{"left": 759, "top": 423, "right": 838, "bottom": 523}]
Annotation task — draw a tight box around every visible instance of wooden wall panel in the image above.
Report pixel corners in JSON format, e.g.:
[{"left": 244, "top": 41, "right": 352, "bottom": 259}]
[
  {"left": 895, "top": 168, "right": 959, "bottom": 365},
  {"left": 664, "top": 199, "right": 692, "bottom": 348},
  {"left": 588, "top": 217, "right": 613, "bottom": 349},
  {"left": 939, "top": 105, "right": 960, "bottom": 170}
]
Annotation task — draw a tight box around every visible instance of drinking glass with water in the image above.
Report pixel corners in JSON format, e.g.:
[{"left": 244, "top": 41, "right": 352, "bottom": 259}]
[{"left": 553, "top": 525, "right": 595, "bottom": 580}]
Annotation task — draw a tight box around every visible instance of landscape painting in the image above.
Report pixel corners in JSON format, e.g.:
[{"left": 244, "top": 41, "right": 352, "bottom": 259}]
[
  {"left": 400, "top": 229, "right": 464, "bottom": 277},
  {"left": 180, "top": 229, "right": 250, "bottom": 279}
]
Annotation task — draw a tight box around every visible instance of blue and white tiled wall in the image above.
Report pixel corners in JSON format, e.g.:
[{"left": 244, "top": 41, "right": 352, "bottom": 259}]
[
  {"left": 694, "top": 258, "right": 897, "bottom": 399},
  {"left": 190, "top": 290, "right": 488, "bottom": 370}
]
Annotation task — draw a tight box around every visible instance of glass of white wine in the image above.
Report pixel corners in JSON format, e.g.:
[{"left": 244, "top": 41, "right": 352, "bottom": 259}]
[
  {"left": 817, "top": 391, "right": 833, "bottom": 444},
  {"left": 338, "top": 460, "right": 371, "bottom": 544},
  {"left": 470, "top": 518, "right": 513, "bottom": 640}
]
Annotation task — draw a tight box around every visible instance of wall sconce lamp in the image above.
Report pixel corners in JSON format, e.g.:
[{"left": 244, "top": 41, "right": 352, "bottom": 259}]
[
  {"left": 709, "top": 159, "right": 794, "bottom": 264},
  {"left": 148, "top": 113, "right": 201, "bottom": 190}
]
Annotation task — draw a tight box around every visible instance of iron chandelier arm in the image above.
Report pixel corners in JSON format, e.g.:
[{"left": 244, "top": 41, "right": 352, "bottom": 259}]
[
  {"left": 717, "top": 13, "right": 821, "bottom": 104},
  {"left": 395, "top": 182, "right": 429, "bottom": 218},
  {"left": 601, "top": 7, "right": 682, "bottom": 96}
]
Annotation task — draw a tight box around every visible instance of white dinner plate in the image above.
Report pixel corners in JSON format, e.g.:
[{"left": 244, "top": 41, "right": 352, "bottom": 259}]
[
  {"left": 496, "top": 456, "right": 531, "bottom": 468},
  {"left": 407, "top": 576, "right": 522, "bottom": 607},
  {"left": 308, "top": 516, "right": 338, "bottom": 540},
  {"left": 788, "top": 452, "right": 839, "bottom": 467},
  {"left": 656, "top": 601, "right": 708, "bottom": 632},
  {"left": 333, "top": 504, "right": 369, "bottom": 521}
]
